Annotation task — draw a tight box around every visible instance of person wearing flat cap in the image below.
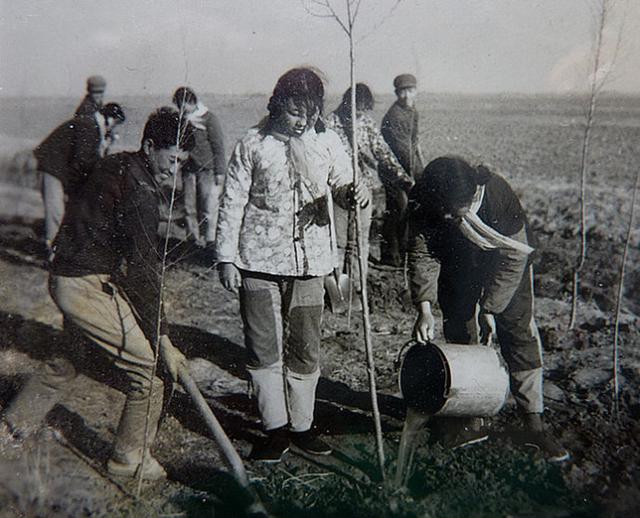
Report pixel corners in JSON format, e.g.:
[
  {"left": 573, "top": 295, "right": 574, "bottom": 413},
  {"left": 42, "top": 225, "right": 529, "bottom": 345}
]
[
  {"left": 379, "top": 73, "right": 425, "bottom": 267},
  {"left": 75, "top": 75, "right": 107, "bottom": 117}
]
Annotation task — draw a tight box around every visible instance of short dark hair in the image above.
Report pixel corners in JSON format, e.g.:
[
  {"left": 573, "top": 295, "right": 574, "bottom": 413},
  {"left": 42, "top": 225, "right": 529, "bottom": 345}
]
[
  {"left": 172, "top": 87, "right": 198, "bottom": 108},
  {"left": 412, "top": 156, "right": 491, "bottom": 215},
  {"left": 141, "top": 107, "right": 195, "bottom": 151},
  {"left": 267, "top": 68, "right": 326, "bottom": 132},
  {"left": 339, "top": 83, "right": 374, "bottom": 113},
  {"left": 100, "top": 103, "right": 126, "bottom": 123}
]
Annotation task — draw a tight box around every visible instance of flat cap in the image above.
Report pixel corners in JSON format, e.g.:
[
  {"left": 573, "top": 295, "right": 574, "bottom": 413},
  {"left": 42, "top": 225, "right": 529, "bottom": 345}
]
[
  {"left": 87, "top": 75, "right": 107, "bottom": 92},
  {"left": 393, "top": 74, "right": 417, "bottom": 90}
]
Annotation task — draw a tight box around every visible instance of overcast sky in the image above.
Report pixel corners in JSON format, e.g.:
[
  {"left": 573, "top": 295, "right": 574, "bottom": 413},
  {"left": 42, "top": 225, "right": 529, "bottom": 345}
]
[{"left": 1, "top": 0, "right": 639, "bottom": 98}]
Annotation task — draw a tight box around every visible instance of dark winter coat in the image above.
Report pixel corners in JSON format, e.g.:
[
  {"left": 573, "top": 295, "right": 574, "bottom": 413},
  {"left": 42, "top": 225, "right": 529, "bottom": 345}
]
[
  {"left": 33, "top": 115, "right": 103, "bottom": 195},
  {"left": 380, "top": 101, "right": 423, "bottom": 179},
  {"left": 51, "top": 151, "right": 169, "bottom": 341},
  {"left": 408, "top": 172, "right": 535, "bottom": 315},
  {"left": 183, "top": 111, "right": 226, "bottom": 177},
  {"left": 75, "top": 95, "right": 101, "bottom": 117}
]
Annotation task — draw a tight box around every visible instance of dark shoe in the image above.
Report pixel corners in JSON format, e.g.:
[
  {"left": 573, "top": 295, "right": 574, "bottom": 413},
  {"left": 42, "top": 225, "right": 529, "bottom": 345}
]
[
  {"left": 522, "top": 430, "right": 570, "bottom": 463},
  {"left": 291, "top": 430, "right": 332, "bottom": 456},
  {"left": 250, "top": 427, "right": 290, "bottom": 463}
]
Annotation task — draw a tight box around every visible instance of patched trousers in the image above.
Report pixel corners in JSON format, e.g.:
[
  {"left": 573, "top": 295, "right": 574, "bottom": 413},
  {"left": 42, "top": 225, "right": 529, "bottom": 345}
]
[
  {"left": 239, "top": 271, "right": 324, "bottom": 432},
  {"left": 438, "top": 265, "right": 544, "bottom": 414},
  {"left": 5, "top": 274, "right": 164, "bottom": 458}
]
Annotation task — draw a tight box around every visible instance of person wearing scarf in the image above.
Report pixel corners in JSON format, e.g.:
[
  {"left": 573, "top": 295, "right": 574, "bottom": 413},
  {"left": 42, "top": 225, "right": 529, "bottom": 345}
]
[
  {"left": 216, "top": 68, "right": 369, "bottom": 463},
  {"left": 172, "top": 87, "right": 226, "bottom": 251},
  {"left": 407, "top": 156, "right": 569, "bottom": 463}
]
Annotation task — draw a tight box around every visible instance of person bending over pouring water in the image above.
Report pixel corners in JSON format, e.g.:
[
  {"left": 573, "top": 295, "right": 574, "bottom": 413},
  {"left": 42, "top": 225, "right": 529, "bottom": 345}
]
[{"left": 407, "top": 156, "right": 569, "bottom": 462}]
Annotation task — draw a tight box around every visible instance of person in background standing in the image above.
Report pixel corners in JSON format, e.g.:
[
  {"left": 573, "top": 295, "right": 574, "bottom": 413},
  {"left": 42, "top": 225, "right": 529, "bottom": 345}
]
[
  {"left": 172, "top": 87, "right": 226, "bottom": 253},
  {"left": 325, "top": 83, "right": 413, "bottom": 283},
  {"left": 75, "top": 75, "right": 107, "bottom": 117},
  {"left": 380, "top": 73, "right": 425, "bottom": 267}
]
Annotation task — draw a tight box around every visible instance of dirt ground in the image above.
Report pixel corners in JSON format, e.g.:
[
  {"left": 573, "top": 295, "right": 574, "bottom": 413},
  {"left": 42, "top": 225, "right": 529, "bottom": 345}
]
[{"left": 0, "top": 173, "right": 639, "bottom": 517}]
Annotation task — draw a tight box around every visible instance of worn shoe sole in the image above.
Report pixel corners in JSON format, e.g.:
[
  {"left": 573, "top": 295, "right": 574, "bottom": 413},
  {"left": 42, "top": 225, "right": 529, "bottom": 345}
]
[
  {"left": 523, "top": 442, "right": 571, "bottom": 463},
  {"left": 292, "top": 444, "right": 333, "bottom": 456},
  {"left": 450, "top": 433, "right": 489, "bottom": 450},
  {"left": 106, "top": 459, "right": 167, "bottom": 480},
  {"left": 251, "top": 446, "right": 290, "bottom": 464}
]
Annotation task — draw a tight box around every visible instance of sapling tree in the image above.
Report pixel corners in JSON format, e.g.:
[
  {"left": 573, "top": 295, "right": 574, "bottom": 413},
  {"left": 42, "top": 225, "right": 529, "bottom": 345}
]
[
  {"left": 570, "top": 0, "right": 624, "bottom": 328},
  {"left": 133, "top": 102, "right": 263, "bottom": 514},
  {"left": 301, "top": 0, "right": 403, "bottom": 479},
  {"left": 612, "top": 168, "right": 639, "bottom": 417}
]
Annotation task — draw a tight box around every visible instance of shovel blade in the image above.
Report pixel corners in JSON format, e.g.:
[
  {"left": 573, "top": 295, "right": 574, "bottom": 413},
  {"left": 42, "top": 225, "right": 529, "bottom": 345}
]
[{"left": 324, "top": 273, "right": 350, "bottom": 314}]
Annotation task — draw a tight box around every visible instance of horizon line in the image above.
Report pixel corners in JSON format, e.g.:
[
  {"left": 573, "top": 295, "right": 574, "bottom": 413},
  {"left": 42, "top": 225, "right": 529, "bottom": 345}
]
[{"left": 1, "top": 89, "right": 640, "bottom": 101}]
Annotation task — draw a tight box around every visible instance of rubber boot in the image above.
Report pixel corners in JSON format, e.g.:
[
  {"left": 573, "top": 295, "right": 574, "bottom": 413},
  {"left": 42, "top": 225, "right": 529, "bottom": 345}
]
[
  {"left": 4, "top": 357, "right": 76, "bottom": 437},
  {"left": 107, "top": 377, "right": 166, "bottom": 480}
]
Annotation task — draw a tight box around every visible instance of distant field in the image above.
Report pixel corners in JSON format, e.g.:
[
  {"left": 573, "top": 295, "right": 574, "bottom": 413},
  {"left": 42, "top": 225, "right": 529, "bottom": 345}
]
[{"left": 1, "top": 92, "right": 639, "bottom": 222}]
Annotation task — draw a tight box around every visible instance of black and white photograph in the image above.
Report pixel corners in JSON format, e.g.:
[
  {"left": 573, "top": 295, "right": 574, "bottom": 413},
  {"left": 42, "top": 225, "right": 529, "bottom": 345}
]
[{"left": 0, "top": 0, "right": 639, "bottom": 516}]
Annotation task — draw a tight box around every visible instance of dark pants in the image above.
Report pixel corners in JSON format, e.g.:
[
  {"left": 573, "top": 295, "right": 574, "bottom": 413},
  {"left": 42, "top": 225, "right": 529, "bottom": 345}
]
[
  {"left": 438, "top": 264, "right": 543, "bottom": 413},
  {"left": 380, "top": 186, "right": 409, "bottom": 266}
]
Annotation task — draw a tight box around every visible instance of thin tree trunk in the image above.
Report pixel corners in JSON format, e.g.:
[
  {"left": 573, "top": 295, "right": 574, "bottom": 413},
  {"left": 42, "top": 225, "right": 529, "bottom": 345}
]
[
  {"left": 570, "top": 0, "right": 608, "bottom": 329},
  {"left": 347, "top": 0, "right": 386, "bottom": 479},
  {"left": 612, "top": 168, "right": 639, "bottom": 416}
]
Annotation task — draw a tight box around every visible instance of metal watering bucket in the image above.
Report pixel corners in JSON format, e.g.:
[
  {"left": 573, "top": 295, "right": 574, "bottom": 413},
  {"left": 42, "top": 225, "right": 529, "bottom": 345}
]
[{"left": 398, "top": 341, "right": 510, "bottom": 417}]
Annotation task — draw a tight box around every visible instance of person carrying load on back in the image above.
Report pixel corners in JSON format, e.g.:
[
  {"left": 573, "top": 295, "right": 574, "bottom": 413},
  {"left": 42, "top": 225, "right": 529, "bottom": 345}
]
[
  {"left": 3, "top": 108, "right": 193, "bottom": 480},
  {"left": 216, "top": 67, "right": 369, "bottom": 463},
  {"left": 407, "top": 156, "right": 569, "bottom": 463},
  {"left": 34, "top": 102, "right": 126, "bottom": 257}
]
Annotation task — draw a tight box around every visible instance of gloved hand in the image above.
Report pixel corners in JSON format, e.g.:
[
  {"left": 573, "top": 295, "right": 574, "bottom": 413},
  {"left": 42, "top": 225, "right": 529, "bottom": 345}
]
[
  {"left": 479, "top": 310, "right": 496, "bottom": 346},
  {"left": 159, "top": 335, "right": 188, "bottom": 382}
]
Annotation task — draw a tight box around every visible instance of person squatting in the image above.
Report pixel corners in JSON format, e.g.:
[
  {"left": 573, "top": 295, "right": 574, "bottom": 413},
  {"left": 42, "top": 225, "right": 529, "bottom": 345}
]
[{"left": 1, "top": 67, "right": 568, "bottom": 480}]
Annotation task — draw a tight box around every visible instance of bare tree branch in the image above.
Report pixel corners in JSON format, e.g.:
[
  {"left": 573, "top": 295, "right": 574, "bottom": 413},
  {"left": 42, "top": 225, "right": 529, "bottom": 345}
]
[
  {"left": 302, "top": 0, "right": 351, "bottom": 35},
  {"left": 357, "top": 0, "right": 404, "bottom": 43}
]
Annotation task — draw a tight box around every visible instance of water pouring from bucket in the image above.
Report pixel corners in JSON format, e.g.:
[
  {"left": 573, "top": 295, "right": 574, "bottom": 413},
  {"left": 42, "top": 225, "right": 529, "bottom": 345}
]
[{"left": 394, "top": 340, "right": 510, "bottom": 487}]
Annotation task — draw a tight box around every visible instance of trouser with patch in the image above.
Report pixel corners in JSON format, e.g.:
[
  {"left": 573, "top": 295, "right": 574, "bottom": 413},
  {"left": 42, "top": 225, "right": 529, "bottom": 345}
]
[
  {"left": 438, "top": 265, "right": 543, "bottom": 414},
  {"left": 183, "top": 168, "right": 223, "bottom": 243},
  {"left": 5, "top": 274, "right": 165, "bottom": 458},
  {"left": 40, "top": 172, "right": 65, "bottom": 254},
  {"left": 240, "top": 272, "right": 324, "bottom": 433}
]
